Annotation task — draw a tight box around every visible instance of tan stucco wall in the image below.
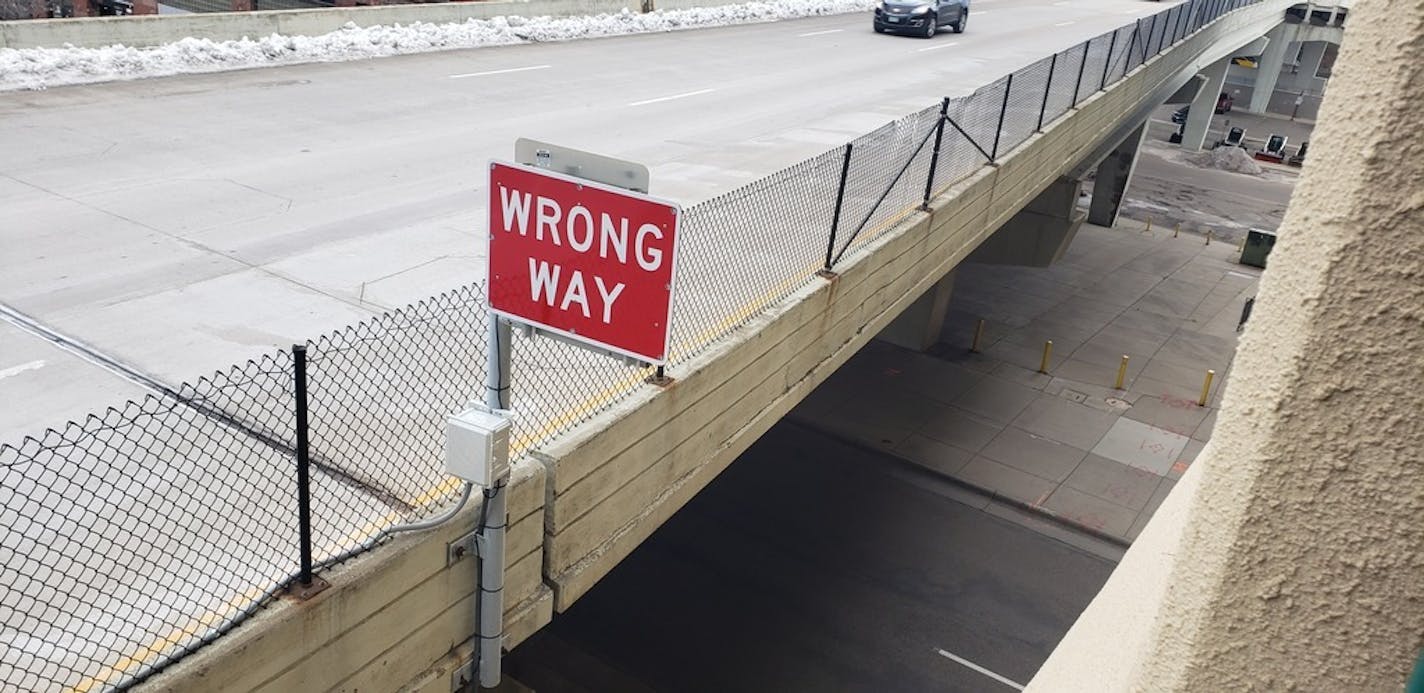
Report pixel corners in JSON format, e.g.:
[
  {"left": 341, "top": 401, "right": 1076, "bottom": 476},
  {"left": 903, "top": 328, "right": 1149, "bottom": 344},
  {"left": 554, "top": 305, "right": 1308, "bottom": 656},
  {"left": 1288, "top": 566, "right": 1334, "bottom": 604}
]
[{"left": 1029, "top": 0, "right": 1424, "bottom": 689}]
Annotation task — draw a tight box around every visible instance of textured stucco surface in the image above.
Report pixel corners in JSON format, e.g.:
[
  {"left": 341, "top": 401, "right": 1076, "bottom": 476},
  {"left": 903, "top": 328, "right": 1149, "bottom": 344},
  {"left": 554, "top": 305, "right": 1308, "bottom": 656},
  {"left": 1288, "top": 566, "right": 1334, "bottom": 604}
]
[{"left": 1031, "top": 0, "right": 1424, "bottom": 689}]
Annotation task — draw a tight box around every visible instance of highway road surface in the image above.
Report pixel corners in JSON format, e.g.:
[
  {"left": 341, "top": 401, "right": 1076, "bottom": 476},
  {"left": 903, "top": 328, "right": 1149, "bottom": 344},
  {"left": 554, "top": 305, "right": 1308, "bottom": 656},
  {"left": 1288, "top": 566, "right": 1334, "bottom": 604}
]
[
  {"left": 504, "top": 421, "right": 1118, "bottom": 692},
  {"left": 0, "top": 0, "right": 1180, "bottom": 442}
]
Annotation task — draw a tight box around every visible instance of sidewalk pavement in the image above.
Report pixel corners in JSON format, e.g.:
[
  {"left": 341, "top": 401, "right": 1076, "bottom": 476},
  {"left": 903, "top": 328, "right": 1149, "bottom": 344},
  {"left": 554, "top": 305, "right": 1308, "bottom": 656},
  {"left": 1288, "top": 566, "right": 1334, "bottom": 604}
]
[{"left": 788, "top": 218, "right": 1261, "bottom": 544}]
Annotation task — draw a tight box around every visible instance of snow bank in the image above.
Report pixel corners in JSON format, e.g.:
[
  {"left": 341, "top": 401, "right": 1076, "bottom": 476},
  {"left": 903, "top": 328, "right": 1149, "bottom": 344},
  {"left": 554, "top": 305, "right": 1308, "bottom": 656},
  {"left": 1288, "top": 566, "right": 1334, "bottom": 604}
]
[
  {"left": 1186, "top": 145, "right": 1264, "bottom": 175},
  {"left": 0, "top": 0, "right": 875, "bottom": 91}
]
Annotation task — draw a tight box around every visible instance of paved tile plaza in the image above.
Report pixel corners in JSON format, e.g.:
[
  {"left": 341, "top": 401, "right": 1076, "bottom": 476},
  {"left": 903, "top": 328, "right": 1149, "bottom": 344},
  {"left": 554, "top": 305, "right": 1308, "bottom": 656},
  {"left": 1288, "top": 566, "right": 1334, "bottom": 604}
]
[{"left": 791, "top": 219, "right": 1259, "bottom": 543}]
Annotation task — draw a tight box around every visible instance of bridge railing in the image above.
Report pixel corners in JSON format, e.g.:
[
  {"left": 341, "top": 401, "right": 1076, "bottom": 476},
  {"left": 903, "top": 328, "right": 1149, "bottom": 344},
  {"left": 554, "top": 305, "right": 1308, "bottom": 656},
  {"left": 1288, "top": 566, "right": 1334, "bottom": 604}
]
[{"left": 0, "top": 0, "right": 1262, "bottom": 688}]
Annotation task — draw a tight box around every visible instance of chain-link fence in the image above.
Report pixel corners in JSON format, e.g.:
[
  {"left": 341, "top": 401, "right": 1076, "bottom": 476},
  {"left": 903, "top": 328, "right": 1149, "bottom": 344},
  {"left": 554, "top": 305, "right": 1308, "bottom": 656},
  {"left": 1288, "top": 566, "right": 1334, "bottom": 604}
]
[{"left": 0, "top": 0, "right": 1263, "bottom": 688}]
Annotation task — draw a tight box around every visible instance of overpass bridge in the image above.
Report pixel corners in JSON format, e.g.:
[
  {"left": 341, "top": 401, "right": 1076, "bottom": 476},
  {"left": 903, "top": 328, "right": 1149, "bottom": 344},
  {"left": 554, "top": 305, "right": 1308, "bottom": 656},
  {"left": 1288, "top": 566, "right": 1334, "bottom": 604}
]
[{"left": 0, "top": 0, "right": 1322, "bottom": 689}]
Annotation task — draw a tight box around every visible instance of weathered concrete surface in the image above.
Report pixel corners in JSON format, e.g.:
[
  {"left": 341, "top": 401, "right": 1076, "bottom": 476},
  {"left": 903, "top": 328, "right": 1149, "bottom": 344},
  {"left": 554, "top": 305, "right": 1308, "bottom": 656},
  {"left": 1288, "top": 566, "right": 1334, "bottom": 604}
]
[
  {"left": 1029, "top": 0, "right": 1424, "bottom": 689},
  {"left": 538, "top": 0, "right": 1300, "bottom": 613},
  {"left": 143, "top": 458, "right": 550, "bottom": 692},
  {"left": 876, "top": 271, "right": 955, "bottom": 352}
]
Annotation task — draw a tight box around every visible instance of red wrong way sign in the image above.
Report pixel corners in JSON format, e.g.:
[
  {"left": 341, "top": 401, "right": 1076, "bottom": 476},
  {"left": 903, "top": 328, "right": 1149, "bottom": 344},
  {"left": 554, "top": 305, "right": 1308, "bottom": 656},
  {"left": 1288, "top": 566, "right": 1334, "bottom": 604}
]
[{"left": 487, "top": 161, "right": 681, "bottom": 364}]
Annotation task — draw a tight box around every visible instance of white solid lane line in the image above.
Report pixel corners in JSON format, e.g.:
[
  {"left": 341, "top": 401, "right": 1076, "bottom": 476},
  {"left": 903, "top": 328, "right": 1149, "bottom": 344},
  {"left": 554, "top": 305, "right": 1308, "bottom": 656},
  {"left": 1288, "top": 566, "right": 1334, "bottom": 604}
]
[
  {"left": 0, "top": 360, "right": 46, "bottom": 380},
  {"left": 449, "top": 65, "right": 552, "bottom": 79},
  {"left": 628, "top": 88, "right": 718, "bottom": 107},
  {"left": 935, "top": 649, "right": 1026, "bottom": 691},
  {"left": 917, "top": 41, "right": 962, "bottom": 52},
  {"left": 798, "top": 28, "right": 845, "bottom": 37},
  {"left": 1055, "top": 20, "right": 1076, "bottom": 26}
]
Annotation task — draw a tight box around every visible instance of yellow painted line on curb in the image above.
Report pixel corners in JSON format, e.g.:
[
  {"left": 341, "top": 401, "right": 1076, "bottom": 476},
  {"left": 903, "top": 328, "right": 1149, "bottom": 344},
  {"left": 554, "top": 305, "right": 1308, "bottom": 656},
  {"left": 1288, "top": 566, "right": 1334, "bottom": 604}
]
[{"left": 70, "top": 586, "right": 266, "bottom": 692}]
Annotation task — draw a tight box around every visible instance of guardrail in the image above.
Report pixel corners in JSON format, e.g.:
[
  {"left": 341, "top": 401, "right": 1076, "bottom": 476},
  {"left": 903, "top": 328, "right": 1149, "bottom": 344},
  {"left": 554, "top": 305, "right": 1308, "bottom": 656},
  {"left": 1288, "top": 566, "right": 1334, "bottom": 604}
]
[{"left": 0, "top": 0, "right": 1262, "bottom": 688}]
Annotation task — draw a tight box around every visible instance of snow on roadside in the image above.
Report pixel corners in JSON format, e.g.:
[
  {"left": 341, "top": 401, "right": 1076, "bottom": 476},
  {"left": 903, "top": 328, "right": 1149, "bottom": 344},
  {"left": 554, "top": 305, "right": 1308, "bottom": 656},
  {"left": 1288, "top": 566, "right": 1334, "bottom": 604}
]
[{"left": 0, "top": 0, "right": 875, "bottom": 91}]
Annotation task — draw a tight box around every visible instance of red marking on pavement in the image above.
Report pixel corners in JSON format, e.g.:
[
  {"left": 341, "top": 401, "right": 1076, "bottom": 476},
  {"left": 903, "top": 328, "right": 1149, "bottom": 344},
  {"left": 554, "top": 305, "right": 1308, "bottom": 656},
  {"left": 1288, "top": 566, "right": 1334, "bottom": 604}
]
[{"left": 1172, "top": 461, "right": 1191, "bottom": 475}]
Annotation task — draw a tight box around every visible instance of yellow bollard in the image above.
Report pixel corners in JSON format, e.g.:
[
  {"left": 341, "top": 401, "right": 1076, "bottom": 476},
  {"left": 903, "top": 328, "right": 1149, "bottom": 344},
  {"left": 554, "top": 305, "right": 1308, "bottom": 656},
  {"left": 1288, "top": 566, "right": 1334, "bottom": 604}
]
[
  {"left": 1145, "top": 217, "right": 1153, "bottom": 234},
  {"left": 1039, "top": 340, "right": 1053, "bottom": 374},
  {"left": 970, "top": 319, "right": 985, "bottom": 353},
  {"left": 1174, "top": 222, "right": 1181, "bottom": 238},
  {"left": 1114, "top": 355, "right": 1129, "bottom": 390},
  {"left": 1198, "top": 369, "right": 1216, "bottom": 406},
  {"left": 1205, "top": 229, "right": 1212, "bottom": 246}
]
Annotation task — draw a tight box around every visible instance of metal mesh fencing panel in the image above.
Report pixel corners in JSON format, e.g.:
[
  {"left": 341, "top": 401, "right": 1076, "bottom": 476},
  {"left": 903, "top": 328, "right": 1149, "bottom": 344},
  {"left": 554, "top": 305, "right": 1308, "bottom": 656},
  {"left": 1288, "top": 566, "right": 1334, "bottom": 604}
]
[
  {"left": 998, "top": 56, "right": 1054, "bottom": 155},
  {"left": 1104, "top": 24, "right": 1138, "bottom": 87},
  {"left": 1153, "top": 10, "right": 1170, "bottom": 54},
  {"left": 1077, "top": 31, "right": 1114, "bottom": 105},
  {"left": 302, "top": 286, "right": 490, "bottom": 562},
  {"left": 1043, "top": 43, "right": 1084, "bottom": 127},
  {"left": 929, "top": 94, "right": 993, "bottom": 200},
  {"left": 0, "top": 396, "right": 300, "bottom": 692},
  {"left": 508, "top": 330, "right": 644, "bottom": 453},
  {"left": 666, "top": 149, "right": 842, "bottom": 360},
  {"left": 831, "top": 105, "right": 941, "bottom": 262}
]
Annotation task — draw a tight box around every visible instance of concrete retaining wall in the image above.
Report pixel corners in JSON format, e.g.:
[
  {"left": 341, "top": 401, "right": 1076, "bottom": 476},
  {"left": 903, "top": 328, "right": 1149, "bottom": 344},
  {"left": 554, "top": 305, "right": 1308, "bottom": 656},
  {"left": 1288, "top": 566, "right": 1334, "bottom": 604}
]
[
  {"left": 138, "top": 2, "right": 1293, "bottom": 689},
  {"left": 144, "top": 458, "right": 550, "bottom": 692},
  {"left": 0, "top": 0, "right": 674, "bottom": 49}
]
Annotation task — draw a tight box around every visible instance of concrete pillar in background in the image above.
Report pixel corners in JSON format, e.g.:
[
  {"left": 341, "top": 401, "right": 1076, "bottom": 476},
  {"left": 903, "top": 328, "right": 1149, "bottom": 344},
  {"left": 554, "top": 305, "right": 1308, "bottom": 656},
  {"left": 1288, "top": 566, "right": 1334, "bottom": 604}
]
[
  {"left": 1297, "top": 40, "right": 1327, "bottom": 81},
  {"left": 877, "top": 272, "right": 955, "bottom": 353},
  {"left": 1026, "top": 0, "right": 1424, "bottom": 689},
  {"left": 1182, "top": 57, "right": 1231, "bottom": 152},
  {"left": 1247, "top": 24, "right": 1293, "bottom": 113},
  {"left": 1087, "top": 122, "right": 1147, "bottom": 228}
]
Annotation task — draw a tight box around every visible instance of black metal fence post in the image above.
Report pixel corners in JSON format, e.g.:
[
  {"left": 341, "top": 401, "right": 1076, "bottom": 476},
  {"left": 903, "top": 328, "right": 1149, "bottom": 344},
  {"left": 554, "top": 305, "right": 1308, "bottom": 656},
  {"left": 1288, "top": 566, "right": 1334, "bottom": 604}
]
[
  {"left": 1100, "top": 31, "right": 1117, "bottom": 90},
  {"left": 1145, "top": 15, "right": 1157, "bottom": 58},
  {"left": 921, "top": 99, "right": 950, "bottom": 210},
  {"left": 990, "top": 73, "right": 1013, "bottom": 161},
  {"left": 823, "top": 143, "right": 853, "bottom": 273},
  {"left": 1126, "top": 20, "right": 1141, "bottom": 68},
  {"left": 1072, "top": 41, "right": 1089, "bottom": 106},
  {"left": 291, "top": 344, "right": 314, "bottom": 590},
  {"left": 1037, "top": 53, "right": 1057, "bottom": 132}
]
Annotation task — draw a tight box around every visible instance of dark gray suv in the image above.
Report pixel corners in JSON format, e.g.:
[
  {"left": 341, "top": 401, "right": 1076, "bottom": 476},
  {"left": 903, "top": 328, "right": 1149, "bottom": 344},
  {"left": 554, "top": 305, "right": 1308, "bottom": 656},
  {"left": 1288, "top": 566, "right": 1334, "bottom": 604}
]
[{"left": 874, "top": 0, "right": 968, "bottom": 37}]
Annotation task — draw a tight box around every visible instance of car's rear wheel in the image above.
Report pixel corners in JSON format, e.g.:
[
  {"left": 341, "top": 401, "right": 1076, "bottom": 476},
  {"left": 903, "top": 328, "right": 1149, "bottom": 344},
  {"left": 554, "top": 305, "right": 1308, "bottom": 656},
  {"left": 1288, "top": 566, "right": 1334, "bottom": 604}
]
[
  {"left": 923, "top": 16, "right": 937, "bottom": 37},
  {"left": 953, "top": 10, "right": 967, "bottom": 32}
]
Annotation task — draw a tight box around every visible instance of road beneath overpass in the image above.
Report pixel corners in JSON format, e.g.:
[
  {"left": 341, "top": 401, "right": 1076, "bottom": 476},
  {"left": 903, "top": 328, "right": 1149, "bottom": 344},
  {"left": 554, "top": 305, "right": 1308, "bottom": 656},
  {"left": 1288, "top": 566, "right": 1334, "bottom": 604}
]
[
  {"left": 0, "top": 0, "right": 1178, "bottom": 442},
  {"left": 504, "top": 421, "right": 1118, "bottom": 691}
]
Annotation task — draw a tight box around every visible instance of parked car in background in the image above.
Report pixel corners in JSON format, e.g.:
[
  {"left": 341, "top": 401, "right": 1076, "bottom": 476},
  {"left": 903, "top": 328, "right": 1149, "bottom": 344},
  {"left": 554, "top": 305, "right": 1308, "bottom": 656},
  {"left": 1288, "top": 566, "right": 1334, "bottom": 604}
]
[
  {"left": 874, "top": 0, "right": 969, "bottom": 37},
  {"left": 1171, "top": 92, "right": 1234, "bottom": 123}
]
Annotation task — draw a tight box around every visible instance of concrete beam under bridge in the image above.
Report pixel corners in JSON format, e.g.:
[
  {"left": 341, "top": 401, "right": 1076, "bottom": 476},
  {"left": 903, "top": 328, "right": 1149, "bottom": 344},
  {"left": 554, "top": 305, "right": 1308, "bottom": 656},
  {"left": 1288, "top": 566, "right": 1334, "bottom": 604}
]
[
  {"left": 1087, "top": 123, "right": 1148, "bottom": 228},
  {"left": 877, "top": 272, "right": 956, "bottom": 352},
  {"left": 969, "top": 177, "right": 1087, "bottom": 268}
]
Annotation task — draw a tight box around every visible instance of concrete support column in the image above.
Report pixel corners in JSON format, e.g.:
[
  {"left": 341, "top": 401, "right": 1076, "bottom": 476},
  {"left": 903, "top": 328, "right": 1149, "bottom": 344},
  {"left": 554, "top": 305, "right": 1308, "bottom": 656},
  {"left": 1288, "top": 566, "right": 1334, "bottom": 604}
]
[
  {"left": 1247, "top": 25, "right": 1292, "bottom": 114},
  {"left": 1026, "top": 0, "right": 1424, "bottom": 689},
  {"left": 877, "top": 272, "right": 955, "bottom": 352},
  {"left": 1182, "top": 57, "right": 1231, "bottom": 152},
  {"left": 970, "top": 177, "right": 1086, "bottom": 267},
  {"left": 1297, "top": 40, "right": 1327, "bottom": 81},
  {"left": 1087, "top": 123, "right": 1147, "bottom": 228}
]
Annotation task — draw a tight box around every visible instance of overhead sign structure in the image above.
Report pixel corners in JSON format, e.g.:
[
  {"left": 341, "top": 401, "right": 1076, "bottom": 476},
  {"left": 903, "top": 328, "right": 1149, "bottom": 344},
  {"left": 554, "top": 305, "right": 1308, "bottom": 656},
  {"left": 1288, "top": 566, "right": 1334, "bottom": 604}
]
[{"left": 486, "top": 160, "right": 681, "bottom": 365}]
